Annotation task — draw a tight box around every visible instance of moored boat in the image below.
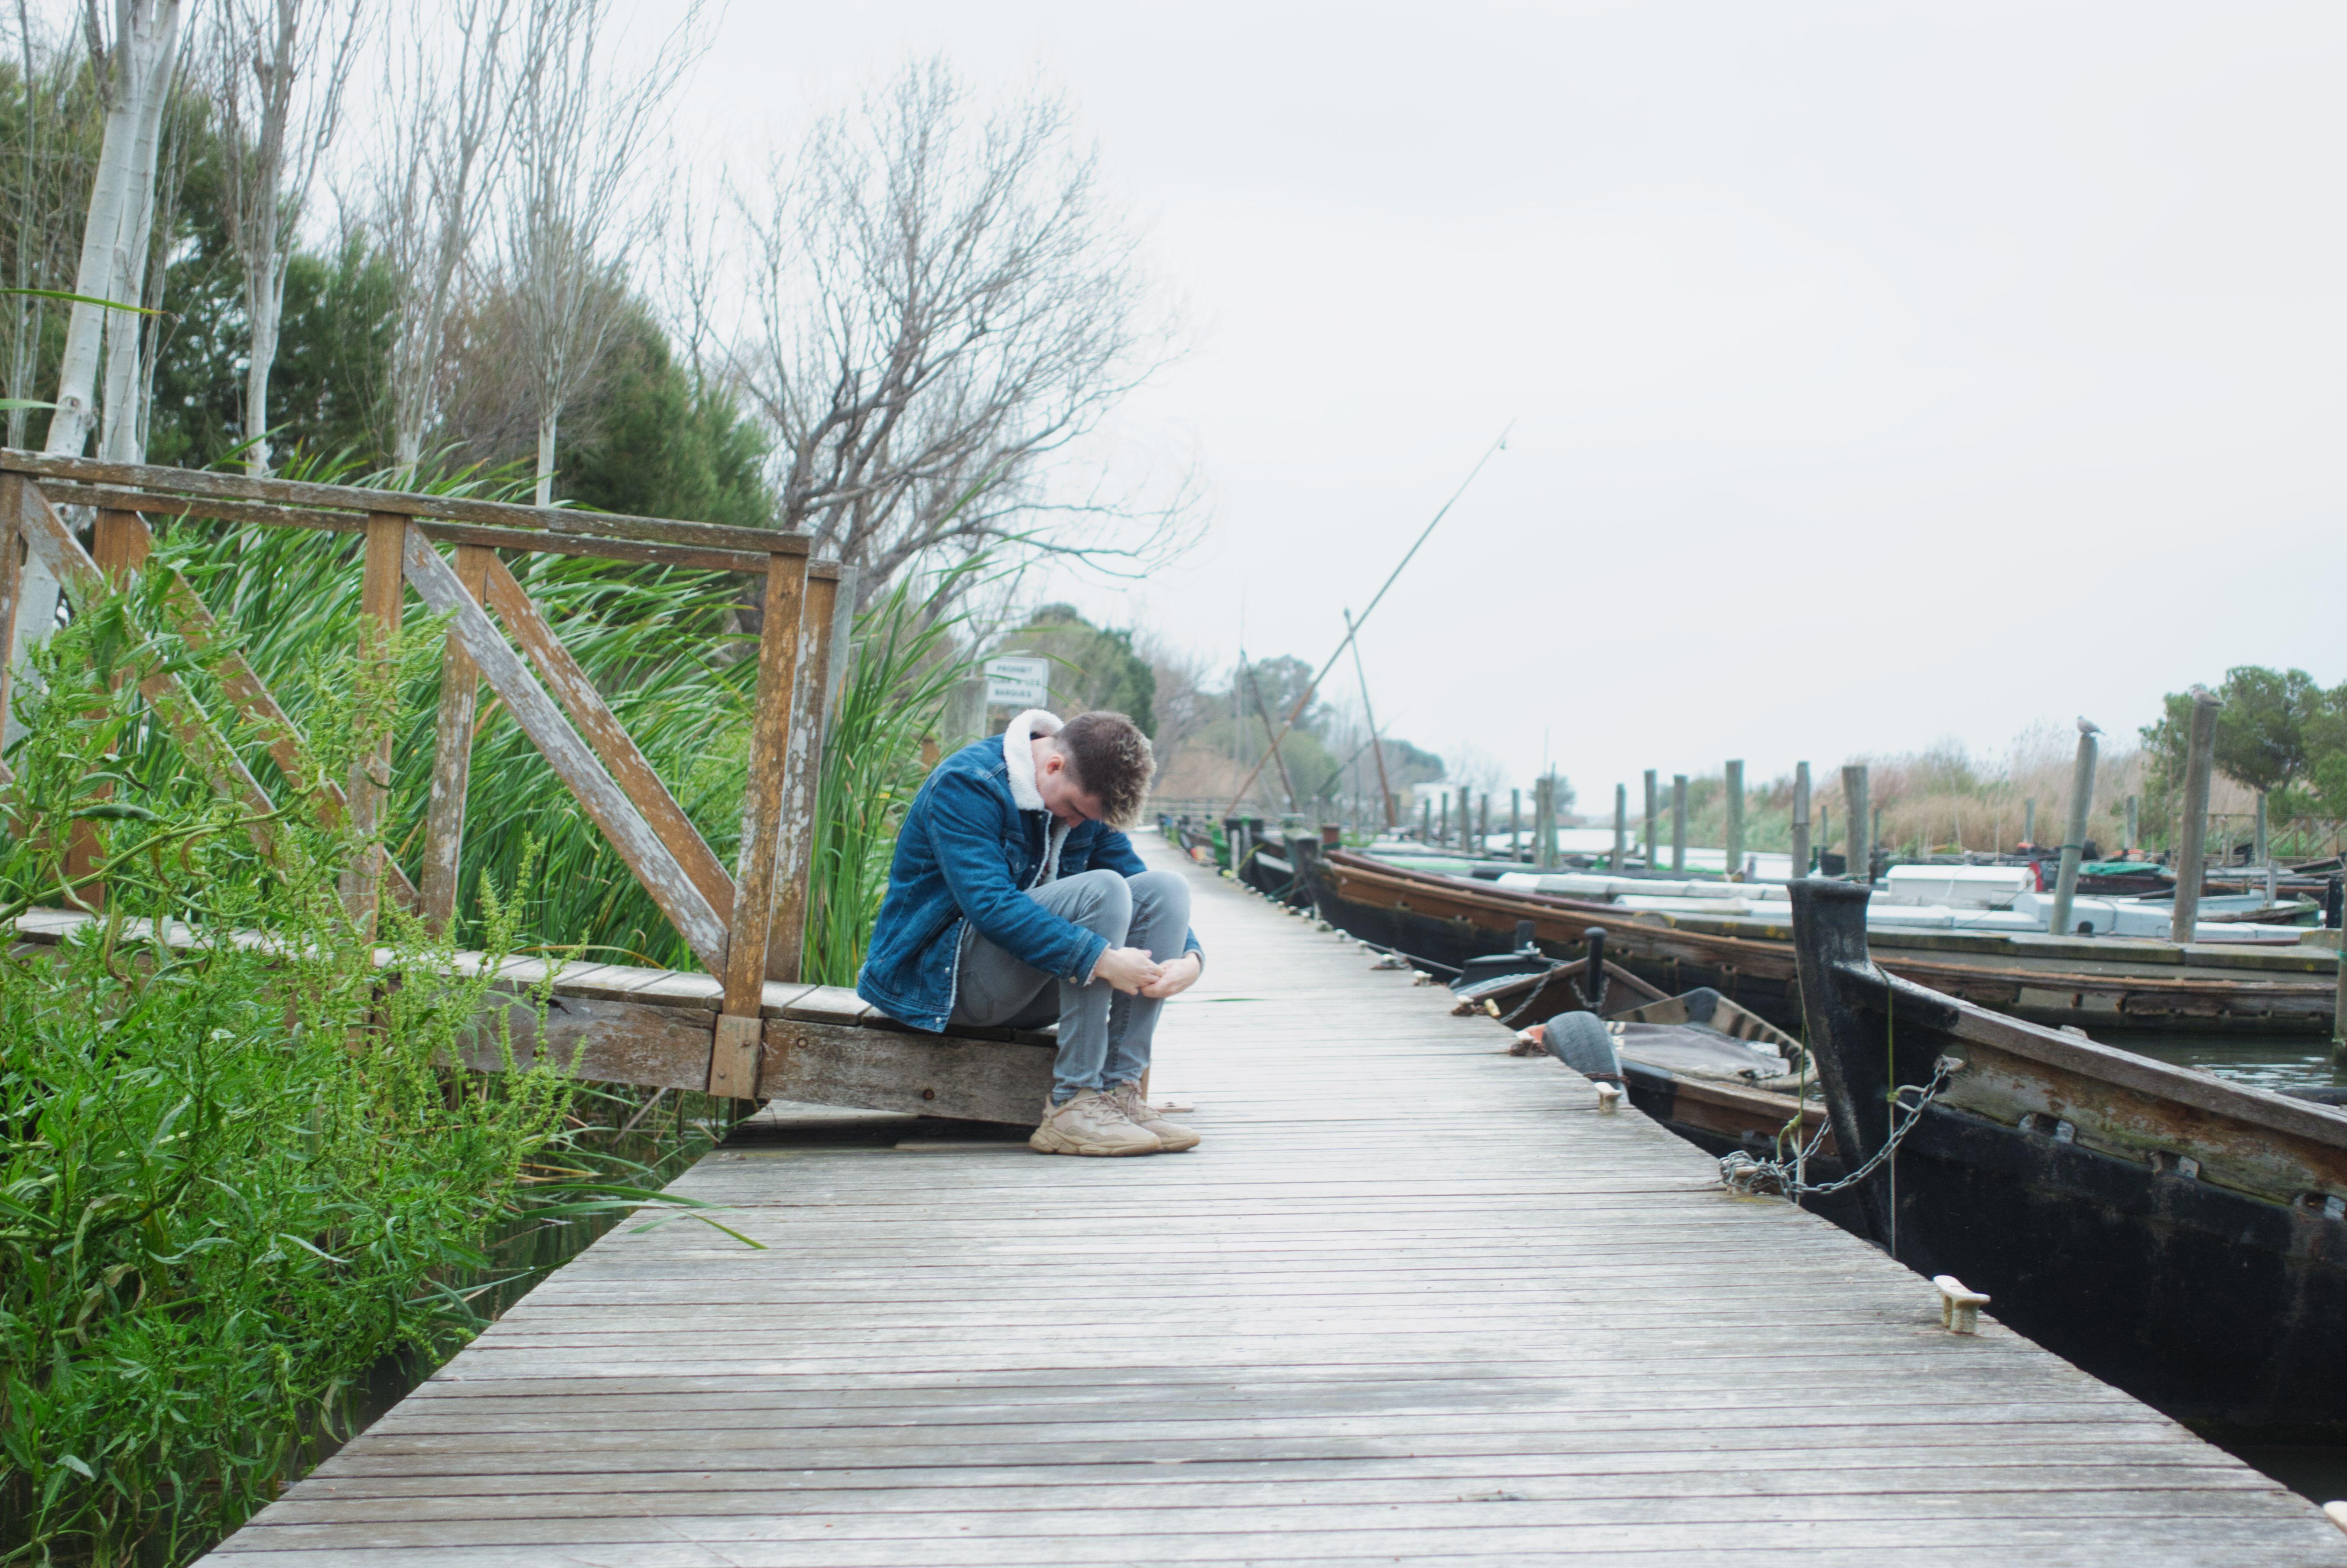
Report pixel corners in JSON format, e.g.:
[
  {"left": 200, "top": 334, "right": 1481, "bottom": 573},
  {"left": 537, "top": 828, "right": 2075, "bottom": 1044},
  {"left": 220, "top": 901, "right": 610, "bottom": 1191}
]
[
  {"left": 1780, "top": 878, "right": 2347, "bottom": 1432},
  {"left": 1304, "top": 846, "right": 2340, "bottom": 1036}
]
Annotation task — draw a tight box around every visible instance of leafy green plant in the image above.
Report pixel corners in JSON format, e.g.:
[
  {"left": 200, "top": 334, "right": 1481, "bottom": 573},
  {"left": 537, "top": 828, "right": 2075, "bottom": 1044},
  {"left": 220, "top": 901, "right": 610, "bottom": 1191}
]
[{"left": 0, "top": 573, "right": 578, "bottom": 1565}]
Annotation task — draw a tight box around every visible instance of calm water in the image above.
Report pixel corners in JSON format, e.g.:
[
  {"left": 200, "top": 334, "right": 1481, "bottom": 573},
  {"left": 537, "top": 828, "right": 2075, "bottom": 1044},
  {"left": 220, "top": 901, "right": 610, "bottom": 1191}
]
[{"left": 2125, "top": 1032, "right": 2346, "bottom": 1095}]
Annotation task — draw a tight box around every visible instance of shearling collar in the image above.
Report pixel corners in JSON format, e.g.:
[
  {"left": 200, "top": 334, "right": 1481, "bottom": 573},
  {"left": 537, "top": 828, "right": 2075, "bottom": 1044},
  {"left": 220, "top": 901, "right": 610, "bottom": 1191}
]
[{"left": 1001, "top": 709, "right": 1063, "bottom": 813}]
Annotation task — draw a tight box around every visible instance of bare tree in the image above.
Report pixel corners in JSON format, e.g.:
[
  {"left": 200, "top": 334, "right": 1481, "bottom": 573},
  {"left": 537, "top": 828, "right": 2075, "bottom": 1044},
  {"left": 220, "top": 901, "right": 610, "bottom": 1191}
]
[
  {"left": 367, "top": 0, "right": 514, "bottom": 474},
  {"left": 736, "top": 59, "right": 1188, "bottom": 599},
  {"left": 501, "top": 0, "right": 704, "bottom": 506},
  {"left": 204, "top": 0, "right": 368, "bottom": 474}
]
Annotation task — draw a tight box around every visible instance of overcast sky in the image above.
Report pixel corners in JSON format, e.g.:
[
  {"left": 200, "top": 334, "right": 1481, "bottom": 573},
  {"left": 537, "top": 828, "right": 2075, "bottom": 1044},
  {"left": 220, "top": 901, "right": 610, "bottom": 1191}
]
[{"left": 684, "top": 1, "right": 2345, "bottom": 796}]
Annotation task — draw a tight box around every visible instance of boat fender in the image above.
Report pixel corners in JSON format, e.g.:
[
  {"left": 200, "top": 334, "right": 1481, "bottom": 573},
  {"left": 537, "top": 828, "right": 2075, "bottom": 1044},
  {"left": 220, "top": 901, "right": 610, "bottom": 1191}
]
[{"left": 1543, "top": 1009, "right": 1622, "bottom": 1083}]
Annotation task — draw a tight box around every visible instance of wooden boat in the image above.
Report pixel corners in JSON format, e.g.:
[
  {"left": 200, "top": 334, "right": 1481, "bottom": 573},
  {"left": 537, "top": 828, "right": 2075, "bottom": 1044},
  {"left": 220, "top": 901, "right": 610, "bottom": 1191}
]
[
  {"left": 1441, "top": 934, "right": 1859, "bottom": 1224},
  {"left": 1301, "top": 845, "right": 2339, "bottom": 1037},
  {"left": 1783, "top": 877, "right": 2347, "bottom": 1432}
]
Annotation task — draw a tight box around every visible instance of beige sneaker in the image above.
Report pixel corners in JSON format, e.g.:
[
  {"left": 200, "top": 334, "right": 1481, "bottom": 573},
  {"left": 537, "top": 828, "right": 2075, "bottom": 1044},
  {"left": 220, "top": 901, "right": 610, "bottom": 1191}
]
[
  {"left": 1110, "top": 1083, "right": 1200, "bottom": 1152},
  {"left": 1029, "top": 1090, "right": 1164, "bottom": 1156}
]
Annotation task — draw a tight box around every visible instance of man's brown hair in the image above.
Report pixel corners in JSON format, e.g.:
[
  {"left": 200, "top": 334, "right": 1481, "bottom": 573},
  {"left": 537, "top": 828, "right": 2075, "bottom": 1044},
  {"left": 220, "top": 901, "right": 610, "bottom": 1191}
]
[{"left": 1055, "top": 711, "right": 1154, "bottom": 828}]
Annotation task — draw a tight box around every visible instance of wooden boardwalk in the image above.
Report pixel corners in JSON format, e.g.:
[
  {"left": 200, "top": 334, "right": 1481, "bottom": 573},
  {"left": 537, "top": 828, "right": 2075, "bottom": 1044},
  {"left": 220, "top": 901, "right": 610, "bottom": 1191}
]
[{"left": 204, "top": 837, "right": 2347, "bottom": 1567}]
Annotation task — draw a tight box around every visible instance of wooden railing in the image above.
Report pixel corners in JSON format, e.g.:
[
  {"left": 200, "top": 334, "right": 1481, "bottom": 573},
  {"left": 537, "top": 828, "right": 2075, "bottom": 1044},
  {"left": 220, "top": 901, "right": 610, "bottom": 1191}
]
[{"left": 0, "top": 450, "right": 844, "bottom": 1099}]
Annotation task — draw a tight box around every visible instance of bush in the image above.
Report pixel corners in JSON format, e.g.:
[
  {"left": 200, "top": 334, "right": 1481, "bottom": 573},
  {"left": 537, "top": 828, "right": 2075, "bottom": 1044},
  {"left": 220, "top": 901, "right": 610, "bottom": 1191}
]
[{"left": 0, "top": 575, "right": 574, "bottom": 1564}]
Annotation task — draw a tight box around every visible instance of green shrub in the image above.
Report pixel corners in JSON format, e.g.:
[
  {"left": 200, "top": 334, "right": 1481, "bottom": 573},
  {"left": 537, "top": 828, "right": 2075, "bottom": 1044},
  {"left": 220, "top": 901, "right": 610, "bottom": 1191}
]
[{"left": 0, "top": 575, "right": 574, "bottom": 1565}]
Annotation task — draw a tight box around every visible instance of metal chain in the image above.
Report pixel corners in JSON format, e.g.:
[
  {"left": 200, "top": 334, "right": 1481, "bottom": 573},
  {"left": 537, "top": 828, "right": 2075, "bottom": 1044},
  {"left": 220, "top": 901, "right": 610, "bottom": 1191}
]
[{"left": 1719, "top": 1055, "right": 1961, "bottom": 1200}]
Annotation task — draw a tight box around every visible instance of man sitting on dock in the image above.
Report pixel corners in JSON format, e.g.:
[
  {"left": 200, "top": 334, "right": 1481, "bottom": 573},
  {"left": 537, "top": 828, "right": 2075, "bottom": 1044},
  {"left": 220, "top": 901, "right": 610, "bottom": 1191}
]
[{"left": 858, "top": 709, "right": 1205, "bottom": 1156}]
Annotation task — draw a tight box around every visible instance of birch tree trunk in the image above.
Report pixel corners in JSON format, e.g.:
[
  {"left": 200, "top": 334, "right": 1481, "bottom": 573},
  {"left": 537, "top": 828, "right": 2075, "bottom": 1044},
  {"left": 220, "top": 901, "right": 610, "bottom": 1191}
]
[
  {"left": 12, "top": 0, "right": 183, "bottom": 703},
  {"left": 211, "top": 0, "right": 369, "bottom": 476}
]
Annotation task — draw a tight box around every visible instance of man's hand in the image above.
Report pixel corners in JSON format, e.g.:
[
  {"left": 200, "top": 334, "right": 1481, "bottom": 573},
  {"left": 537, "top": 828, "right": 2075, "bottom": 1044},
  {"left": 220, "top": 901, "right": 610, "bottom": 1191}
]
[
  {"left": 1139, "top": 952, "right": 1201, "bottom": 1000},
  {"left": 1090, "top": 945, "right": 1164, "bottom": 995}
]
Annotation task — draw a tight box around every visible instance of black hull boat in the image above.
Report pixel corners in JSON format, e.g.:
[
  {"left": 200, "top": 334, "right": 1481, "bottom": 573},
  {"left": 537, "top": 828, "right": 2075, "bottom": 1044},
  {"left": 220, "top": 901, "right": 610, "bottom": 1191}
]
[
  {"left": 1300, "top": 846, "right": 2339, "bottom": 1038},
  {"left": 1783, "top": 878, "right": 2347, "bottom": 1434}
]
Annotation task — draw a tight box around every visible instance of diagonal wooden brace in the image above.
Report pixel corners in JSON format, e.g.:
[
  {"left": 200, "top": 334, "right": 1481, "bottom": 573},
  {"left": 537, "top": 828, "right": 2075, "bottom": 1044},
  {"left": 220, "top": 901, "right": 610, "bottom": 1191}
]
[{"left": 399, "top": 524, "right": 730, "bottom": 973}]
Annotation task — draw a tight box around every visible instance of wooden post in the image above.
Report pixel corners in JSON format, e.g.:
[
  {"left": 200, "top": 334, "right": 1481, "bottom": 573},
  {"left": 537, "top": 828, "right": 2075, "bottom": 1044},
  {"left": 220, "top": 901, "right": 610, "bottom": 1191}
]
[
  {"left": 1842, "top": 764, "right": 1871, "bottom": 885},
  {"left": 419, "top": 544, "right": 494, "bottom": 934},
  {"left": 1458, "top": 784, "right": 1472, "bottom": 853},
  {"left": 2255, "top": 791, "right": 2269, "bottom": 867},
  {"left": 1611, "top": 782, "right": 1627, "bottom": 873},
  {"left": 1510, "top": 787, "right": 1521, "bottom": 859},
  {"left": 1670, "top": 775, "right": 1687, "bottom": 873},
  {"left": 1532, "top": 775, "right": 1553, "bottom": 872},
  {"left": 1642, "top": 769, "right": 1658, "bottom": 871},
  {"left": 2171, "top": 689, "right": 2222, "bottom": 944},
  {"left": 1791, "top": 761, "right": 1811, "bottom": 879},
  {"left": 941, "top": 674, "right": 987, "bottom": 754},
  {"left": 63, "top": 509, "right": 151, "bottom": 905},
  {"left": 1419, "top": 797, "right": 1430, "bottom": 842},
  {"left": 1723, "top": 759, "right": 1745, "bottom": 881},
  {"left": 2048, "top": 727, "right": 2099, "bottom": 935},
  {"left": 765, "top": 569, "right": 841, "bottom": 982},
  {"left": 343, "top": 513, "right": 406, "bottom": 939},
  {"left": 0, "top": 478, "right": 23, "bottom": 764},
  {"left": 713, "top": 549, "right": 811, "bottom": 1098},
  {"left": 2334, "top": 950, "right": 2346, "bottom": 1052},
  {"left": 1438, "top": 793, "right": 1447, "bottom": 846},
  {"left": 2125, "top": 794, "right": 2139, "bottom": 854},
  {"left": 2023, "top": 796, "right": 2037, "bottom": 848},
  {"left": 1477, "top": 791, "right": 1489, "bottom": 857}
]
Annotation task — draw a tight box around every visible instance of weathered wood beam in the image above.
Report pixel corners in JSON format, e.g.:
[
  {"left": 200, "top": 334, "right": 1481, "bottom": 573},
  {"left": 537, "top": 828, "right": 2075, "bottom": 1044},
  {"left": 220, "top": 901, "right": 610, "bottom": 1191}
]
[
  {"left": 0, "top": 449, "right": 809, "bottom": 560},
  {"left": 712, "top": 549, "right": 810, "bottom": 1097},
  {"left": 480, "top": 552, "right": 735, "bottom": 926},
  {"left": 419, "top": 544, "right": 493, "bottom": 934},
  {"left": 341, "top": 514, "right": 406, "bottom": 937},
  {"left": 451, "top": 989, "right": 1051, "bottom": 1125},
  {"left": 0, "top": 476, "right": 23, "bottom": 777},
  {"left": 399, "top": 524, "right": 730, "bottom": 973},
  {"left": 764, "top": 569, "right": 839, "bottom": 984},
  {"left": 37, "top": 480, "right": 791, "bottom": 577}
]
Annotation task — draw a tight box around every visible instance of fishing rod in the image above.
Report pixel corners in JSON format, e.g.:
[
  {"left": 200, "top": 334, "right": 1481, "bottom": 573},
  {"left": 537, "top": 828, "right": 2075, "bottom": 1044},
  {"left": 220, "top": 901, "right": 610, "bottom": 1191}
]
[{"left": 1222, "top": 423, "right": 1512, "bottom": 815}]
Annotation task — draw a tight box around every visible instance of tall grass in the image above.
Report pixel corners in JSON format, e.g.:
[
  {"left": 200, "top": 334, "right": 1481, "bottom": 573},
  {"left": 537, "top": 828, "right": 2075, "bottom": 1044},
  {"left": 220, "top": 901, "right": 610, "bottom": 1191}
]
[
  {"left": 160, "top": 449, "right": 755, "bottom": 971},
  {"left": 803, "top": 566, "right": 983, "bottom": 986}
]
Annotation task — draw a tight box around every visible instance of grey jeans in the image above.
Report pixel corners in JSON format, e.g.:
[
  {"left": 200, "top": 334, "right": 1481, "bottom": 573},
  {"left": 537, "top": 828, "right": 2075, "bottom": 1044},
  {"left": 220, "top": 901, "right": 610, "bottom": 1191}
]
[{"left": 951, "top": 868, "right": 1194, "bottom": 1104}]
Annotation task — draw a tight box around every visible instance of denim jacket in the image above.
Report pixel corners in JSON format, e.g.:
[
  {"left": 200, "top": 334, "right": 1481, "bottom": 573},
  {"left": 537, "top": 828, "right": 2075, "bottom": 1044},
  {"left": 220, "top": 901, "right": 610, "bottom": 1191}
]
[{"left": 856, "top": 709, "right": 1203, "bottom": 1031}]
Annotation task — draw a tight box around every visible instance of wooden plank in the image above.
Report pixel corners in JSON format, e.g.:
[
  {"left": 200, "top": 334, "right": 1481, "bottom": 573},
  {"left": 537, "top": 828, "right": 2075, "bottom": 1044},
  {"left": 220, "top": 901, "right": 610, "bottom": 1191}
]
[
  {"left": 61, "top": 507, "right": 149, "bottom": 903},
  {"left": 419, "top": 545, "right": 493, "bottom": 933},
  {"left": 763, "top": 569, "right": 838, "bottom": 983},
  {"left": 341, "top": 513, "right": 406, "bottom": 937},
  {"left": 0, "top": 449, "right": 811, "bottom": 561},
  {"left": 757, "top": 1019, "right": 1050, "bottom": 1122},
  {"left": 0, "top": 475, "right": 23, "bottom": 772},
  {"left": 399, "top": 525, "right": 729, "bottom": 973},
  {"left": 191, "top": 833, "right": 2347, "bottom": 1568},
  {"left": 33, "top": 480, "right": 783, "bottom": 576},
  {"left": 480, "top": 552, "right": 734, "bottom": 925},
  {"left": 459, "top": 993, "right": 714, "bottom": 1093},
  {"left": 712, "top": 550, "right": 809, "bottom": 1096}
]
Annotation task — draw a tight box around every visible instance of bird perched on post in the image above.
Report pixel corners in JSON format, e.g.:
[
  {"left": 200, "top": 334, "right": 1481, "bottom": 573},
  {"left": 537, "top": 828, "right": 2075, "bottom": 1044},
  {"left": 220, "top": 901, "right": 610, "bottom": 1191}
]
[{"left": 2077, "top": 716, "right": 2100, "bottom": 736}]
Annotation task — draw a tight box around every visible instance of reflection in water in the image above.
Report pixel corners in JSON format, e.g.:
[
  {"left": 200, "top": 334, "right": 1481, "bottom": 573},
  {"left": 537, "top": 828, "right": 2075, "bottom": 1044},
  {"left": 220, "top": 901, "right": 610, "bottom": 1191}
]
[{"left": 2123, "top": 1032, "right": 2345, "bottom": 1096}]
